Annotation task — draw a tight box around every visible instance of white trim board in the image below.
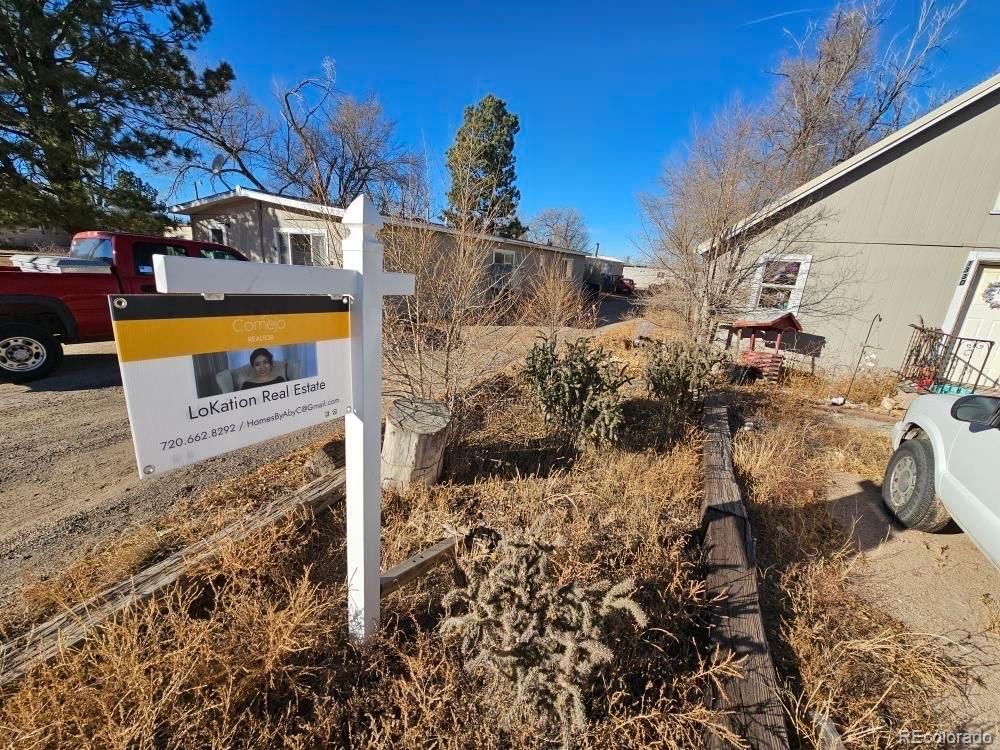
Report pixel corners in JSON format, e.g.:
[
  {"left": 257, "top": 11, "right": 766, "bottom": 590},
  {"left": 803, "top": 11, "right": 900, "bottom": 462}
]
[
  {"left": 171, "top": 186, "right": 347, "bottom": 219},
  {"left": 941, "top": 250, "right": 1000, "bottom": 336}
]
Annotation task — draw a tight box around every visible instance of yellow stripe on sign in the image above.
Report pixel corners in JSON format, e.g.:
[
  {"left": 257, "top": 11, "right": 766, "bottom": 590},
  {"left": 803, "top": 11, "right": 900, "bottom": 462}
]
[{"left": 113, "top": 311, "right": 350, "bottom": 362}]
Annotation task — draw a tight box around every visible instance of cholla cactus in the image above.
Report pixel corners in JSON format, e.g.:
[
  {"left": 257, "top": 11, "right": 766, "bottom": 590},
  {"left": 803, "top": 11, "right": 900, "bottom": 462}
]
[
  {"left": 441, "top": 525, "right": 646, "bottom": 748},
  {"left": 646, "top": 340, "right": 728, "bottom": 438},
  {"left": 523, "top": 336, "right": 631, "bottom": 448}
]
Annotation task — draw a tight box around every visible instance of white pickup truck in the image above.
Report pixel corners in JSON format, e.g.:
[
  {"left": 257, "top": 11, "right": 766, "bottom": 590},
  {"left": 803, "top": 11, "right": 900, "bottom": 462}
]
[{"left": 885, "top": 393, "right": 1000, "bottom": 566}]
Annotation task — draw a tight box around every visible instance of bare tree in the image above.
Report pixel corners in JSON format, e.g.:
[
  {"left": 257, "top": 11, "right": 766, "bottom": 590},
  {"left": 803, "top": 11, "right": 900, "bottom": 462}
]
[
  {"left": 766, "top": 0, "right": 963, "bottom": 187},
  {"left": 274, "top": 63, "right": 423, "bottom": 212},
  {"left": 641, "top": 0, "right": 959, "bottom": 342},
  {"left": 525, "top": 208, "right": 591, "bottom": 252},
  {"left": 169, "top": 89, "right": 275, "bottom": 193},
  {"left": 641, "top": 103, "right": 864, "bottom": 343},
  {"left": 167, "top": 60, "right": 422, "bottom": 214},
  {"left": 380, "top": 136, "right": 524, "bottom": 407}
]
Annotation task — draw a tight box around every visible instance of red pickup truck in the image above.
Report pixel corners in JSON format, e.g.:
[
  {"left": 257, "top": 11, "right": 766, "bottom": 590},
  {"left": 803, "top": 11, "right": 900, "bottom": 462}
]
[{"left": 0, "top": 231, "right": 248, "bottom": 381}]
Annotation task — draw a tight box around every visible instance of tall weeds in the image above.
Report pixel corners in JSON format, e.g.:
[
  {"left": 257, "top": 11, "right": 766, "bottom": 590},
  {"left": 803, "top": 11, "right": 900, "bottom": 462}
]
[{"left": 729, "top": 385, "right": 964, "bottom": 747}]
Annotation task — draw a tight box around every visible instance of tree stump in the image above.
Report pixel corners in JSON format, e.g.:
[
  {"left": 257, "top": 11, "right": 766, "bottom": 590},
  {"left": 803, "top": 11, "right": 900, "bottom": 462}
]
[{"left": 381, "top": 398, "right": 452, "bottom": 492}]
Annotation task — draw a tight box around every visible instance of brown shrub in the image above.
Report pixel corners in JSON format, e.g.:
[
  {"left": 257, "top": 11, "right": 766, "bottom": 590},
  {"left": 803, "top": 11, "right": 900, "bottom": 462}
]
[{"left": 521, "top": 256, "right": 592, "bottom": 333}]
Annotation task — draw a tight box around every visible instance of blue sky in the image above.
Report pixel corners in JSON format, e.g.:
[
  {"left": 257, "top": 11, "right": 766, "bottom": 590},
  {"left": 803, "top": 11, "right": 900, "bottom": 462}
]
[{"left": 174, "top": 0, "right": 1000, "bottom": 259}]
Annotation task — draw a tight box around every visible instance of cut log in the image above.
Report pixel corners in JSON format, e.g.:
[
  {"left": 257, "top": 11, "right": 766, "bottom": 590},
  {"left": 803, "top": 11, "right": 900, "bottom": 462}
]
[{"left": 380, "top": 398, "right": 451, "bottom": 491}]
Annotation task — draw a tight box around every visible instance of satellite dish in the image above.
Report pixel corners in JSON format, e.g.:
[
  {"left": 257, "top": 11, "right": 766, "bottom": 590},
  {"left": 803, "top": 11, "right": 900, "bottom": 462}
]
[{"left": 210, "top": 154, "right": 227, "bottom": 176}]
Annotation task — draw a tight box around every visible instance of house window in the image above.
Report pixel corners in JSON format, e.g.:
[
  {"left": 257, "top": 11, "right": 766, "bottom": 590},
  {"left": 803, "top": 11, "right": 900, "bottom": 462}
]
[
  {"left": 209, "top": 227, "right": 225, "bottom": 245},
  {"left": 275, "top": 230, "right": 325, "bottom": 266},
  {"left": 290, "top": 234, "right": 313, "bottom": 265},
  {"left": 493, "top": 249, "right": 516, "bottom": 267},
  {"left": 752, "top": 254, "right": 811, "bottom": 312}
]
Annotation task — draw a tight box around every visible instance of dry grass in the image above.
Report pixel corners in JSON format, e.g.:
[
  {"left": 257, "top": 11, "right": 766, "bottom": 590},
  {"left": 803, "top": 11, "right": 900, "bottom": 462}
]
[
  {"left": 783, "top": 368, "right": 898, "bottom": 409},
  {"left": 818, "top": 425, "right": 892, "bottom": 483},
  {"left": 728, "top": 384, "right": 966, "bottom": 747},
  {"left": 780, "top": 552, "right": 965, "bottom": 747},
  {"left": 0, "top": 437, "right": 333, "bottom": 640},
  {"left": 2, "top": 326, "right": 947, "bottom": 748},
  {"left": 0, "top": 367, "right": 738, "bottom": 748},
  {"left": 633, "top": 293, "right": 689, "bottom": 341},
  {"left": 979, "top": 593, "right": 1000, "bottom": 635}
]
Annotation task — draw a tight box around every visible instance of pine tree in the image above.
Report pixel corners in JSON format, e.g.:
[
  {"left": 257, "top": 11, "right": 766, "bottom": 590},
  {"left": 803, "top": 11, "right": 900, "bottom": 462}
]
[
  {"left": 103, "top": 171, "right": 171, "bottom": 235},
  {"left": 0, "top": 0, "right": 232, "bottom": 231},
  {"left": 443, "top": 94, "right": 526, "bottom": 239}
]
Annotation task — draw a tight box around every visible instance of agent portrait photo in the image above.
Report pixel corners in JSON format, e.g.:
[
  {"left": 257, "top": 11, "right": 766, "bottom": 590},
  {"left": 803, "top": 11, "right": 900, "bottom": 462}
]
[
  {"left": 242, "top": 348, "right": 285, "bottom": 390},
  {"left": 191, "top": 342, "right": 319, "bottom": 399}
]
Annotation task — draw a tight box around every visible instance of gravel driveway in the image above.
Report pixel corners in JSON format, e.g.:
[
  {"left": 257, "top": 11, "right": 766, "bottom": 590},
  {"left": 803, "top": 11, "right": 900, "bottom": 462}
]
[{"left": 0, "top": 341, "right": 336, "bottom": 606}]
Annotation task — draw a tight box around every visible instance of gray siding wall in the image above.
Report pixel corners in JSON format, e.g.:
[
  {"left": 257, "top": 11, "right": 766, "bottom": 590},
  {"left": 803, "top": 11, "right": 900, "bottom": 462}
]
[
  {"left": 746, "top": 88, "right": 1000, "bottom": 371},
  {"left": 190, "top": 203, "right": 264, "bottom": 260},
  {"left": 794, "top": 241, "right": 969, "bottom": 373},
  {"left": 801, "top": 93, "right": 1000, "bottom": 248},
  {"left": 191, "top": 202, "right": 347, "bottom": 264},
  {"left": 509, "top": 243, "right": 588, "bottom": 286}
]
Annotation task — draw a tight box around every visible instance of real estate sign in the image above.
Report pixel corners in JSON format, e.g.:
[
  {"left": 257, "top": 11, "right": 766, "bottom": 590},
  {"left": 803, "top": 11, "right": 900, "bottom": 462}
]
[{"left": 110, "top": 293, "right": 351, "bottom": 477}]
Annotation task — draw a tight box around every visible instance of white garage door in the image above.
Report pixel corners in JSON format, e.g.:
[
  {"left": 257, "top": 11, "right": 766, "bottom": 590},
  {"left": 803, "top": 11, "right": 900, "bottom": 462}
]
[{"left": 958, "top": 265, "right": 1000, "bottom": 384}]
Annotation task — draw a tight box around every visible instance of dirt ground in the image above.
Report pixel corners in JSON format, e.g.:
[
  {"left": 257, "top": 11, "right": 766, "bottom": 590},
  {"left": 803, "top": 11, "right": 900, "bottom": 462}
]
[
  {"left": 0, "top": 297, "right": 639, "bottom": 607},
  {"left": 0, "top": 341, "right": 343, "bottom": 606},
  {"left": 828, "top": 470, "right": 1000, "bottom": 740}
]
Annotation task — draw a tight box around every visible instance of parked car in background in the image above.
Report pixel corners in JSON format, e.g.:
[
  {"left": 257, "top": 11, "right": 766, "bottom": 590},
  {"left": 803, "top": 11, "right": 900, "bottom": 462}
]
[
  {"left": 0, "top": 231, "right": 247, "bottom": 381},
  {"left": 883, "top": 393, "right": 1000, "bottom": 566},
  {"left": 613, "top": 276, "right": 636, "bottom": 295}
]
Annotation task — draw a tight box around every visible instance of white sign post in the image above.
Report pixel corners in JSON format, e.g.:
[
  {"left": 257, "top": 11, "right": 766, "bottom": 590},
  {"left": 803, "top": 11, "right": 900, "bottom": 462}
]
[
  {"left": 148, "top": 194, "right": 413, "bottom": 641},
  {"left": 342, "top": 197, "right": 387, "bottom": 640}
]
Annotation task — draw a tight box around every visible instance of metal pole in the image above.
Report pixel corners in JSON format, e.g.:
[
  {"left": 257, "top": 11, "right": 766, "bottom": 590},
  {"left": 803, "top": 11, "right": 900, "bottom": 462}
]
[{"left": 845, "top": 313, "right": 882, "bottom": 402}]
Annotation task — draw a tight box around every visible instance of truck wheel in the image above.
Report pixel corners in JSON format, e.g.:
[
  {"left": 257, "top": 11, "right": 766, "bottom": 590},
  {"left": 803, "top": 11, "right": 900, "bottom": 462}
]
[
  {"left": 882, "top": 436, "right": 950, "bottom": 532},
  {"left": 0, "top": 324, "right": 63, "bottom": 382}
]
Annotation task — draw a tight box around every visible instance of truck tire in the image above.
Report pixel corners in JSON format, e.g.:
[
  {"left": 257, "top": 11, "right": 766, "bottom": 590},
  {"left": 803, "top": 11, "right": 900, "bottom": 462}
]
[
  {"left": 882, "top": 435, "right": 951, "bottom": 532},
  {"left": 0, "top": 324, "right": 64, "bottom": 382}
]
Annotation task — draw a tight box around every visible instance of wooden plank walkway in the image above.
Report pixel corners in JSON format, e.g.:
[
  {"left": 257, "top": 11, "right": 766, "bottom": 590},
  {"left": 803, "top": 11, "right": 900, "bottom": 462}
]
[
  {"left": 0, "top": 469, "right": 347, "bottom": 689},
  {"left": 702, "top": 398, "right": 790, "bottom": 750}
]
